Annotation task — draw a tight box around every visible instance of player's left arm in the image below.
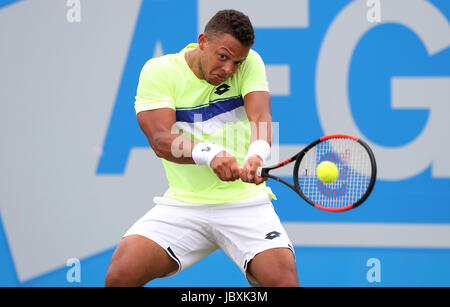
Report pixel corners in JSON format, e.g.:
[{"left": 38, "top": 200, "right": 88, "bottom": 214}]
[{"left": 241, "top": 90, "right": 273, "bottom": 185}]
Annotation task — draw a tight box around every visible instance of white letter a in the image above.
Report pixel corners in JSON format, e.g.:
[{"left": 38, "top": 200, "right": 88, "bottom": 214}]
[
  {"left": 66, "top": 0, "right": 81, "bottom": 23},
  {"left": 366, "top": 0, "right": 381, "bottom": 23},
  {"left": 366, "top": 258, "right": 381, "bottom": 283}
]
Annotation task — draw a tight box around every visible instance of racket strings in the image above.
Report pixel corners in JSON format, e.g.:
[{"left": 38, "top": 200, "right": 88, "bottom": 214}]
[{"left": 298, "top": 138, "right": 372, "bottom": 209}]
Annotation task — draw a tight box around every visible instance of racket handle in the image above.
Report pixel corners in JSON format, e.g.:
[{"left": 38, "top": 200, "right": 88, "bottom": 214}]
[{"left": 257, "top": 167, "right": 268, "bottom": 177}]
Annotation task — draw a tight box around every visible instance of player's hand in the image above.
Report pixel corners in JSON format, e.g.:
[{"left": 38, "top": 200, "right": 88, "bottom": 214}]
[
  {"left": 240, "top": 156, "right": 267, "bottom": 185},
  {"left": 210, "top": 151, "right": 241, "bottom": 182}
]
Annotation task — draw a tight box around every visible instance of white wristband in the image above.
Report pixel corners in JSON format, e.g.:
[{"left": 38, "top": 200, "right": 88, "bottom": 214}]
[
  {"left": 192, "top": 143, "right": 225, "bottom": 167},
  {"left": 245, "top": 140, "right": 271, "bottom": 163}
]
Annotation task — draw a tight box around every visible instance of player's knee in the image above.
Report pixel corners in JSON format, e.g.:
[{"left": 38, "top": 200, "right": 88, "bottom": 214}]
[
  {"left": 271, "top": 277, "right": 299, "bottom": 287},
  {"left": 104, "top": 269, "right": 119, "bottom": 287},
  {"left": 105, "top": 264, "right": 142, "bottom": 287},
  {"left": 250, "top": 265, "right": 299, "bottom": 287},
  {"left": 263, "top": 272, "right": 299, "bottom": 287},
  {"left": 104, "top": 266, "right": 125, "bottom": 287}
]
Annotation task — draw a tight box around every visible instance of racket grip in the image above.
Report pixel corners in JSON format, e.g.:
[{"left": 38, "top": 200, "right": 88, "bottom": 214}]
[{"left": 257, "top": 167, "right": 268, "bottom": 177}]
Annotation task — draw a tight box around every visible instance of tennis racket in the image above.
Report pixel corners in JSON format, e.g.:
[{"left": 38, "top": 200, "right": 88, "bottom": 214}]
[{"left": 258, "top": 134, "right": 377, "bottom": 212}]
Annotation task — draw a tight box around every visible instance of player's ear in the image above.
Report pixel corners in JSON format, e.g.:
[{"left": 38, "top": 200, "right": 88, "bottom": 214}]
[{"left": 198, "top": 33, "right": 207, "bottom": 51}]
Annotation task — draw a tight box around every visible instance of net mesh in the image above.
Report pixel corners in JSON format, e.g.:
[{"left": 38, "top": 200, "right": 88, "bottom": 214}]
[{"left": 297, "top": 138, "right": 372, "bottom": 209}]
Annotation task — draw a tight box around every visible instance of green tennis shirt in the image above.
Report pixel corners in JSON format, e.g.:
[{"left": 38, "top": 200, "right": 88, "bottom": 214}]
[{"left": 135, "top": 43, "right": 275, "bottom": 204}]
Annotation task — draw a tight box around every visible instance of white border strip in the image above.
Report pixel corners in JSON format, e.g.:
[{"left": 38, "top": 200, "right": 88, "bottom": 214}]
[{"left": 283, "top": 222, "right": 450, "bottom": 249}]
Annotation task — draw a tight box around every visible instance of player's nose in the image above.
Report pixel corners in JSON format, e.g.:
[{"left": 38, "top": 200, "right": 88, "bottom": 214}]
[{"left": 222, "top": 62, "right": 233, "bottom": 75}]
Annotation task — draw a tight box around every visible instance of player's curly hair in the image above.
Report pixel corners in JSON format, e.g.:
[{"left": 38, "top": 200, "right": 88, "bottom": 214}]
[{"left": 204, "top": 9, "right": 255, "bottom": 47}]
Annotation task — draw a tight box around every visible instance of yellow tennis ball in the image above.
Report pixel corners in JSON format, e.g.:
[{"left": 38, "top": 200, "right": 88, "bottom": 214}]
[{"left": 317, "top": 161, "right": 339, "bottom": 183}]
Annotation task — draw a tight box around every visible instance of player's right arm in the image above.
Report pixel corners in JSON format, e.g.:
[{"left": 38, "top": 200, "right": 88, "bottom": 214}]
[
  {"left": 137, "top": 109, "right": 240, "bottom": 181},
  {"left": 135, "top": 59, "right": 240, "bottom": 181},
  {"left": 137, "top": 108, "right": 194, "bottom": 164}
]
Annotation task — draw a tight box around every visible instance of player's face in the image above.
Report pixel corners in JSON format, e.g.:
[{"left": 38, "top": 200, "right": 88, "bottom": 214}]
[{"left": 199, "top": 33, "right": 250, "bottom": 86}]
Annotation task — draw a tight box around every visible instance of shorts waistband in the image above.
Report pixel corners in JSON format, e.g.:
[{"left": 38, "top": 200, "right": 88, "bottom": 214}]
[{"left": 153, "top": 193, "right": 272, "bottom": 208}]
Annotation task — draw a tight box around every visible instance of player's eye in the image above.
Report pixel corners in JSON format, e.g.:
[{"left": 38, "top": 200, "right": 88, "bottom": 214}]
[{"left": 219, "top": 54, "right": 227, "bottom": 61}]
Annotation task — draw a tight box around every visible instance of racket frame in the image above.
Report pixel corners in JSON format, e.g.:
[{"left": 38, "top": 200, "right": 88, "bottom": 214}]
[{"left": 258, "top": 134, "right": 377, "bottom": 212}]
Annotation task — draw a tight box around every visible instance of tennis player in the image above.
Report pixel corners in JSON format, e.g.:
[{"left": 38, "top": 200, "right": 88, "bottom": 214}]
[{"left": 105, "top": 9, "right": 299, "bottom": 287}]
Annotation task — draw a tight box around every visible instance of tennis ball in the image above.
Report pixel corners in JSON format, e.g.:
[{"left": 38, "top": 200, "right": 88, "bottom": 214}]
[{"left": 317, "top": 161, "right": 339, "bottom": 183}]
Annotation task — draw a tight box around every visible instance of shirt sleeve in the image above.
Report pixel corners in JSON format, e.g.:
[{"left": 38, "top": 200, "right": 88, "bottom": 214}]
[
  {"left": 239, "top": 49, "right": 270, "bottom": 98},
  {"left": 134, "top": 58, "right": 175, "bottom": 114}
]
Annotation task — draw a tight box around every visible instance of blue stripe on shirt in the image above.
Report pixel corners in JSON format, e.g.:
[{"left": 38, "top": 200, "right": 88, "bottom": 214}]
[{"left": 175, "top": 96, "right": 244, "bottom": 123}]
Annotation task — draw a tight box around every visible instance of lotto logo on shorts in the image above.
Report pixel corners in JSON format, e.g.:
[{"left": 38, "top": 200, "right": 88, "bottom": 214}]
[{"left": 265, "top": 231, "right": 281, "bottom": 240}]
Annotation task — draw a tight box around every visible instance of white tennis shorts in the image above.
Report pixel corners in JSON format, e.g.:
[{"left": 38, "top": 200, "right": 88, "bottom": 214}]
[{"left": 123, "top": 193, "right": 294, "bottom": 286}]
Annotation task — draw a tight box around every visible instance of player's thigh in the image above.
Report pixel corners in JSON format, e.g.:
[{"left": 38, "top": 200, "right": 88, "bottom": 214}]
[
  {"left": 105, "top": 234, "right": 178, "bottom": 286},
  {"left": 247, "top": 247, "right": 299, "bottom": 287},
  {"left": 213, "top": 202, "right": 297, "bottom": 286}
]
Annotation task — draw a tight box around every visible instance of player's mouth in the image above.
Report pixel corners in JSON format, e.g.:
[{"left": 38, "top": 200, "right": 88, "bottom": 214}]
[{"left": 214, "top": 74, "right": 226, "bottom": 83}]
